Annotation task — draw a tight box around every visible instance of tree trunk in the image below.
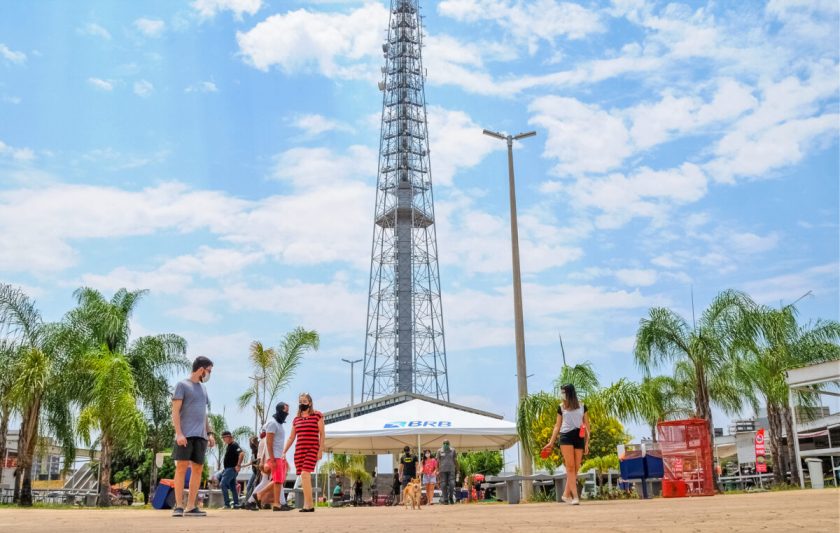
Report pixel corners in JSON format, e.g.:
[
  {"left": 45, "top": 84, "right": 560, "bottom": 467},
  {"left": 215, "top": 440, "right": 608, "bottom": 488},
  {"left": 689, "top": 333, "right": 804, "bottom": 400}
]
[
  {"left": 781, "top": 404, "right": 800, "bottom": 485},
  {"left": 97, "top": 437, "right": 112, "bottom": 507},
  {"left": 0, "top": 404, "right": 10, "bottom": 481},
  {"left": 766, "top": 403, "right": 784, "bottom": 484},
  {"left": 694, "top": 368, "right": 720, "bottom": 491},
  {"left": 17, "top": 398, "right": 41, "bottom": 507}
]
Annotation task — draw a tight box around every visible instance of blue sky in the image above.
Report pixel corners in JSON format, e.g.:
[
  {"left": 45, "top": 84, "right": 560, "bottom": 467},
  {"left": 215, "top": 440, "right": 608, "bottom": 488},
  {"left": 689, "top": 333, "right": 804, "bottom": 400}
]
[{"left": 1, "top": 0, "right": 838, "bottom": 449}]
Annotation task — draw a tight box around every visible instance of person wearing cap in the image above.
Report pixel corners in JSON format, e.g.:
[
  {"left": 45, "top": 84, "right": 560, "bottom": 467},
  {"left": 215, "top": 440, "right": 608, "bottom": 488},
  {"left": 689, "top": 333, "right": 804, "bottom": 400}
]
[
  {"left": 219, "top": 430, "right": 245, "bottom": 509},
  {"left": 397, "top": 445, "right": 419, "bottom": 503},
  {"left": 436, "top": 440, "right": 457, "bottom": 504}
]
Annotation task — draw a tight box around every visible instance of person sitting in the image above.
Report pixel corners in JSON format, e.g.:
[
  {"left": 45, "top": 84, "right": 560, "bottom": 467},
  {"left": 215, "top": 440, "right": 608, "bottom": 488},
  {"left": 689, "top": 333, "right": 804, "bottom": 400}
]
[{"left": 332, "top": 481, "right": 344, "bottom": 503}]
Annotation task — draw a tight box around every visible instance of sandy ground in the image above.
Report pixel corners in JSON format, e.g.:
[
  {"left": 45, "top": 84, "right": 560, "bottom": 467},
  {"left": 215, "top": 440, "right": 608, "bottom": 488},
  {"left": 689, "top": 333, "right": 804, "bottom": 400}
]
[{"left": 0, "top": 489, "right": 838, "bottom": 533}]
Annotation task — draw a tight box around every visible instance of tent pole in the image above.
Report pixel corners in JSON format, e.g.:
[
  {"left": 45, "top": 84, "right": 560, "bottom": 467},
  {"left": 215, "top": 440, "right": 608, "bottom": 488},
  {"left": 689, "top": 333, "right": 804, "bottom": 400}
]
[{"left": 789, "top": 388, "right": 805, "bottom": 488}]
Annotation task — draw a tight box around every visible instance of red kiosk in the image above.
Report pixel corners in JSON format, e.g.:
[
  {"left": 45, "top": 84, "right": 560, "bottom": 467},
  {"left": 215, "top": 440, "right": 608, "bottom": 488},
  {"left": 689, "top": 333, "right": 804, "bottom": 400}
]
[{"left": 657, "top": 419, "right": 715, "bottom": 497}]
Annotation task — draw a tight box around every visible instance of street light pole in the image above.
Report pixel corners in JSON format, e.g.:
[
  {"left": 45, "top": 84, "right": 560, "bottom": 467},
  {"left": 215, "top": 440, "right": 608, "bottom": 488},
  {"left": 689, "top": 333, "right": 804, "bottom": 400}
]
[
  {"left": 342, "top": 358, "right": 363, "bottom": 418},
  {"left": 483, "top": 127, "right": 537, "bottom": 498}
]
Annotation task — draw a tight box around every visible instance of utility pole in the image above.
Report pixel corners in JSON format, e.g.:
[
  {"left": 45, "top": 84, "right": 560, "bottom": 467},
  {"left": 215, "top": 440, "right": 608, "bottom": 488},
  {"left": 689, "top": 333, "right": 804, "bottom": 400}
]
[
  {"left": 342, "top": 358, "right": 363, "bottom": 418},
  {"left": 559, "top": 333, "right": 567, "bottom": 367},
  {"left": 483, "top": 127, "right": 537, "bottom": 499}
]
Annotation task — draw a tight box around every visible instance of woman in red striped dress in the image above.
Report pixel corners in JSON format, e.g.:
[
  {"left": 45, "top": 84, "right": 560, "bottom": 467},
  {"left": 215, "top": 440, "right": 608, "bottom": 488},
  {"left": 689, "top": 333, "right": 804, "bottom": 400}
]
[{"left": 282, "top": 392, "right": 324, "bottom": 512}]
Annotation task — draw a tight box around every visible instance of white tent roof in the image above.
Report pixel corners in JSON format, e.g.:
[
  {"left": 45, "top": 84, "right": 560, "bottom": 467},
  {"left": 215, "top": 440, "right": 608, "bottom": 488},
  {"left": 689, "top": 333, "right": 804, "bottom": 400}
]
[{"left": 324, "top": 398, "right": 519, "bottom": 454}]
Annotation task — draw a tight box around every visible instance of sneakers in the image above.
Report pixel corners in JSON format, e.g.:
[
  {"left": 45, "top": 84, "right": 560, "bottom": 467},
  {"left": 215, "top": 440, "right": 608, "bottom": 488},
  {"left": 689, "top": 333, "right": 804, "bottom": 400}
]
[
  {"left": 184, "top": 507, "right": 207, "bottom": 517},
  {"left": 171, "top": 507, "right": 184, "bottom": 517},
  {"left": 570, "top": 498, "right": 580, "bottom": 506},
  {"left": 561, "top": 495, "right": 570, "bottom": 503}
]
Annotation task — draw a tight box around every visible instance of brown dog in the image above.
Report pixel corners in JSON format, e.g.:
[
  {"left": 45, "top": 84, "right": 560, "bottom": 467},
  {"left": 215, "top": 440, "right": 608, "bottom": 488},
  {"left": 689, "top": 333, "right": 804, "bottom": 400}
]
[{"left": 403, "top": 477, "right": 422, "bottom": 510}]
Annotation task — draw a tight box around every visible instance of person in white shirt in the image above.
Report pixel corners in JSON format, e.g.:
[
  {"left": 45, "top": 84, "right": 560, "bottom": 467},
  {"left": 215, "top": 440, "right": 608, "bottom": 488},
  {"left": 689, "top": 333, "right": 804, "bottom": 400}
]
[
  {"left": 542, "top": 383, "right": 590, "bottom": 505},
  {"left": 263, "top": 402, "right": 292, "bottom": 511}
]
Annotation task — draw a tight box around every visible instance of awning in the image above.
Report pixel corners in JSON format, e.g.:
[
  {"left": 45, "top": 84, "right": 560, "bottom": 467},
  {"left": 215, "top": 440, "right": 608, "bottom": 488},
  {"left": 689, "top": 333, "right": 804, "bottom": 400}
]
[{"left": 323, "top": 398, "right": 519, "bottom": 454}]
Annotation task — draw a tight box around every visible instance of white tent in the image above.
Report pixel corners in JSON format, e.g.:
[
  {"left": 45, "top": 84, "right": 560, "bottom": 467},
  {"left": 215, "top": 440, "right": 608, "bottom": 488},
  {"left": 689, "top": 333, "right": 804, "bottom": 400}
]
[{"left": 323, "top": 398, "right": 519, "bottom": 454}]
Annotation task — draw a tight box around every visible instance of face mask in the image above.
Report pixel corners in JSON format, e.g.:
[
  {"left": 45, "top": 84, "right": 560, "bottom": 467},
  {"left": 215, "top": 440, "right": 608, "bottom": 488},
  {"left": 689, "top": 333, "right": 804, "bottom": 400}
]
[
  {"left": 200, "top": 369, "right": 211, "bottom": 383},
  {"left": 560, "top": 391, "right": 566, "bottom": 401},
  {"left": 274, "top": 408, "right": 289, "bottom": 424},
  {"left": 443, "top": 444, "right": 450, "bottom": 451},
  {"left": 299, "top": 404, "right": 310, "bottom": 412},
  {"left": 425, "top": 453, "right": 431, "bottom": 458}
]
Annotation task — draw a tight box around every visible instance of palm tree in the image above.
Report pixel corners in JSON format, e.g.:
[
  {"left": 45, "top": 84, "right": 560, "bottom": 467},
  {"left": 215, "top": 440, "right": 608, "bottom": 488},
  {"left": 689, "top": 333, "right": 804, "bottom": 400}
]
[
  {"left": 318, "top": 453, "right": 369, "bottom": 495},
  {"left": 594, "top": 376, "right": 692, "bottom": 440},
  {"left": 0, "top": 340, "right": 18, "bottom": 481},
  {"left": 734, "top": 304, "right": 840, "bottom": 484},
  {"left": 0, "top": 284, "right": 79, "bottom": 507},
  {"left": 207, "top": 411, "right": 251, "bottom": 472},
  {"left": 238, "top": 329, "right": 319, "bottom": 429},
  {"left": 635, "top": 289, "right": 754, "bottom": 486},
  {"left": 238, "top": 341, "right": 277, "bottom": 430},
  {"left": 66, "top": 287, "right": 188, "bottom": 505},
  {"left": 76, "top": 346, "right": 148, "bottom": 506}
]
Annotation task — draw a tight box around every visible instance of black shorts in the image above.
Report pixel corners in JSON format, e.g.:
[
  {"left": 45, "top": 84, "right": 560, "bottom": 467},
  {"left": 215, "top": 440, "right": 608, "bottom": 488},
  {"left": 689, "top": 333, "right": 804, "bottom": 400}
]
[
  {"left": 558, "top": 429, "right": 585, "bottom": 450},
  {"left": 172, "top": 436, "right": 208, "bottom": 464}
]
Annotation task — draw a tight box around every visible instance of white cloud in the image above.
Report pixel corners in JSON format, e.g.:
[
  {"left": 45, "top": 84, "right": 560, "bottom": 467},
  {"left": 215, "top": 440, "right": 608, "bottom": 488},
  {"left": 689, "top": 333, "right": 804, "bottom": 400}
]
[
  {"left": 77, "top": 22, "right": 111, "bottom": 40},
  {"left": 134, "top": 18, "right": 166, "bottom": 37},
  {"left": 555, "top": 163, "right": 708, "bottom": 229},
  {"left": 133, "top": 79, "right": 154, "bottom": 97},
  {"left": 727, "top": 232, "right": 779, "bottom": 255},
  {"left": 271, "top": 145, "right": 375, "bottom": 189},
  {"left": 743, "top": 263, "right": 839, "bottom": 306},
  {"left": 0, "top": 139, "right": 35, "bottom": 162},
  {"left": 185, "top": 81, "right": 218, "bottom": 93},
  {"left": 2, "top": 95, "right": 22, "bottom": 104},
  {"left": 438, "top": 0, "right": 604, "bottom": 52},
  {"left": 192, "top": 0, "right": 262, "bottom": 19},
  {"left": 530, "top": 95, "right": 631, "bottom": 176},
  {"left": 0, "top": 43, "right": 26, "bottom": 64},
  {"left": 236, "top": 3, "right": 388, "bottom": 78},
  {"left": 614, "top": 268, "right": 658, "bottom": 287},
  {"left": 426, "top": 106, "right": 502, "bottom": 186},
  {"left": 87, "top": 77, "right": 114, "bottom": 91},
  {"left": 290, "top": 114, "right": 354, "bottom": 137}
]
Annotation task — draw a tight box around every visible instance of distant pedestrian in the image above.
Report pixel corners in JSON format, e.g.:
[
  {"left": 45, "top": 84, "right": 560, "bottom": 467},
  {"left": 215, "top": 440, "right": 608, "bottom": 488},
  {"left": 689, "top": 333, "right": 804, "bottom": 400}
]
[
  {"left": 421, "top": 449, "right": 437, "bottom": 506},
  {"left": 283, "top": 393, "right": 324, "bottom": 513},
  {"left": 391, "top": 469, "right": 401, "bottom": 505},
  {"left": 244, "top": 435, "right": 260, "bottom": 504},
  {"left": 171, "top": 356, "right": 214, "bottom": 517},
  {"left": 245, "top": 429, "right": 271, "bottom": 510},
  {"left": 541, "top": 383, "right": 589, "bottom": 505},
  {"left": 398, "top": 445, "right": 419, "bottom": 503},
  {"left": 219, "top": 431, "right": 244, "bottom": 508},
  {"left": 353, "top": 478, "right": 363, "bottom": 504},
  {"left": 437, "top": 440, "right": 457, "bottom": 504},
  {"left": 264, "top": 402, "right": 292, "bottom": 511}
]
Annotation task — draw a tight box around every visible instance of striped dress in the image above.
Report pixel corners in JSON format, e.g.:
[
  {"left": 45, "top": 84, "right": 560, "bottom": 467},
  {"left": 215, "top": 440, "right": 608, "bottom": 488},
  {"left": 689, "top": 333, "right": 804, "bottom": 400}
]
[{"left": 293, "top": 411, "right": 322, "bottom": 474}]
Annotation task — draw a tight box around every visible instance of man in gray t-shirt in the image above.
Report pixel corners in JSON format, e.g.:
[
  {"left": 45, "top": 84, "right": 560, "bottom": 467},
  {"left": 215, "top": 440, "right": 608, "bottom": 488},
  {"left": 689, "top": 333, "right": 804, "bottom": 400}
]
[
  {"left": 171, "top": 356, "right": 215, "bottom": 517},
  {"left": 436, "top": 441, "right": 457, "bottom": 505}
]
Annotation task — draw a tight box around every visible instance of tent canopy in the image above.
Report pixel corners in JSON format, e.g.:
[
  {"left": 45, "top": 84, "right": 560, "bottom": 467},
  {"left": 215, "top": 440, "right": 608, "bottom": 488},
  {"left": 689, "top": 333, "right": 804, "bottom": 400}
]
[{"left": 323, "top": 398, "right": 519, "bottom": 454}]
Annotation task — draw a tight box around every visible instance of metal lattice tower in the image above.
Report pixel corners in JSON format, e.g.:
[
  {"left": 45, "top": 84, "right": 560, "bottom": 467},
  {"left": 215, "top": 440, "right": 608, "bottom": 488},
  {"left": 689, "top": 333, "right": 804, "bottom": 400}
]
[{"left": 362, "top": 0, "right": 449, "bottom": 402}]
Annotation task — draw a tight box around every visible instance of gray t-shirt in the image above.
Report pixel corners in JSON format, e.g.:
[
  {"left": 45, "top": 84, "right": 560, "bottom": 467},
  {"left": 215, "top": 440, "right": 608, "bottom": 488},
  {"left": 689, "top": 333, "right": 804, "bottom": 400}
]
[
  {"left": 437, "top": 447, "right": 457, "bottom": 472},
  {"left": 173, "top": 379, "right": 209, "bottom": 439},
  {"left": 263, "top": 419, "right": 285, "bottom": 458}
]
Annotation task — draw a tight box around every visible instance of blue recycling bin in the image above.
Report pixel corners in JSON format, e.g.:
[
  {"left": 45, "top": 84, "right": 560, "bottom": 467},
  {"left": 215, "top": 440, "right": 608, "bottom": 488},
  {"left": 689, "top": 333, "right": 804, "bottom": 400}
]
[
  {"left": 644, "top": 454, "right": 664, "bottom": 478},
  {"left": 619, "top": 456, "right": 645, "bottom": 480},
  {"left": 620, "top": 454, "right": 660, "bottom": 499},
  {"left": 151, "top": 467, "right": 191, "bottom": 509}
]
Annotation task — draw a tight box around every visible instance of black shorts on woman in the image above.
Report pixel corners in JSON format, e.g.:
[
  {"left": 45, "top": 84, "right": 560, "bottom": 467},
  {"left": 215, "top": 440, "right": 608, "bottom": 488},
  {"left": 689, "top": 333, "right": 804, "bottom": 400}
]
[{"left": 558, "top": 429, "right": 585, "bottom": 449}]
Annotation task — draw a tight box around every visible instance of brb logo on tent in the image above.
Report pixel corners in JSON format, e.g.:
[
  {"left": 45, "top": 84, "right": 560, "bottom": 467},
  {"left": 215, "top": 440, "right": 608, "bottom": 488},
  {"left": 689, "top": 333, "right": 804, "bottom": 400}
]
[{"left": 383, "top": 421, "right": 452, "bottom": 428}]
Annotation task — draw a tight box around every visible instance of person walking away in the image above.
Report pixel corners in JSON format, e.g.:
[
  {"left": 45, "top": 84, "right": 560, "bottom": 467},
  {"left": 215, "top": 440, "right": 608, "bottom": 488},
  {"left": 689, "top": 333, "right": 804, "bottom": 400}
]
[
  {"left": 283, "top": 393, "right": 324, "bottom": 513},
  {"left": 397, "top": 446, "right": 418, "bottom": 503},
  {"left": 369, "top": 471, "right": 378, "bottom": 503},
  {"left": 437, "top": 440, "right": 457, "bottom": 505},
  {"left": 541, "top": 383, "right": 590, "bottom": 505},
  {"left": 391, "top": 469, "right": 401, "bottom": 506},
  {"left": 353, "top": 478, "right": 363, "bottom": 505},
  {"left": 244, "top": 435, "right": 260, "bottom": 505},
  {"left": 421, "top": 449, "right": 437, "bottom": 506},
  {"left": 332, "top": 480, "right": 344, "bottom": 502},
  {"left": 219, "top": 431, "right": 245, "bottom": 508},
  {"left": 171, "top": 356, "right": 215, "bottom": 517},
  {"left": 245, "top": 429, "right": 271, "bottom": 510},
  {"left": 264, "top": 402, "right": 292, "bottom": 511}
]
